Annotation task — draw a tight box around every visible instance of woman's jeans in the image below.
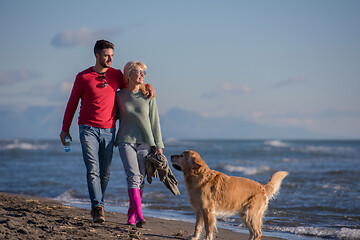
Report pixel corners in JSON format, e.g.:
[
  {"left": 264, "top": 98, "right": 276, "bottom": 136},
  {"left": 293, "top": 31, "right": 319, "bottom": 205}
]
[
  {"left": 118, "top": 143, "right": 151, "bottom": 192},
  {"left": 79, "top": 124, "right": 115, "bottom": 209}
]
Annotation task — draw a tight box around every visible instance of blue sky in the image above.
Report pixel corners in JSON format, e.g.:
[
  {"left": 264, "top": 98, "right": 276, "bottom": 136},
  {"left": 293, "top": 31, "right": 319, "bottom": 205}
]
[{"left": 0, "top": 0, "right": 359, "bottom": 139}]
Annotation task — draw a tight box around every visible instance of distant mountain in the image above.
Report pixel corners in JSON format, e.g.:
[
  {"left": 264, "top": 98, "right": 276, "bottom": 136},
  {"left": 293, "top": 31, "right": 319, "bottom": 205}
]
[
  {"left": 0, "top": 106, "right": 64, "bottom": 139},
  {"left": 160, "top": 107, "right": 325, "bottom": 139},
  {"left": 0, "top": 106, "right": 325, "bottom": 140}
]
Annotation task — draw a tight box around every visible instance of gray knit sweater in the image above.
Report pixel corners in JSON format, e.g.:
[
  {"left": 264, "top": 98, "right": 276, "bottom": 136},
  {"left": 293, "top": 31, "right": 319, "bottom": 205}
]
[{"left": 114, "top": 90, "right": 164, "bottom": 149}]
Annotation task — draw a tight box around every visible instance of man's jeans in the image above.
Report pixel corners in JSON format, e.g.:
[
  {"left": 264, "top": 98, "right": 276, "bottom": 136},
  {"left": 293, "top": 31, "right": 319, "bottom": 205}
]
[
  {"left": 118, "top": 143, "right": 151, "bottom": 192},
  {"left": 79, "top": 124, "right": 115, "bottom": 209}
]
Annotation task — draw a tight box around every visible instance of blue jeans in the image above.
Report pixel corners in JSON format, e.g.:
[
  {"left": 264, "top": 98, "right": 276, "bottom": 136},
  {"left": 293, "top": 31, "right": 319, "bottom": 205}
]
[
  {"left": 79, "top": 124, "right": 115, "bottom": 209},
  {"left": 118, "top": 143, "right": 151, "bottom": 191}
]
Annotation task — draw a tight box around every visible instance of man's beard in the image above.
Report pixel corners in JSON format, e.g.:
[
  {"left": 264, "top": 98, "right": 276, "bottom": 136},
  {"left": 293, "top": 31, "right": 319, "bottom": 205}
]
[
  {"left": 100, "top": 62, "right": 110, "bottom": 68},
  {"left": 99, "top": 59, "right": 111, "bottom": 68}
]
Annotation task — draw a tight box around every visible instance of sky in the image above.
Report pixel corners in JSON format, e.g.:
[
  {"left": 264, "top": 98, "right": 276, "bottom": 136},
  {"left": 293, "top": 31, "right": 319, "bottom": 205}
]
[{"left": 0, "top": 0, "right": 359, "bottom": 139}]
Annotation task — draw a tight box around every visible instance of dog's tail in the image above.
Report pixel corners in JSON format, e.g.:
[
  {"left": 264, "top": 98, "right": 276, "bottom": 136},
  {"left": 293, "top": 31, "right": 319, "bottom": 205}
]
[{"left": 264, "top": 171, "right": 289, "bottom": 200}]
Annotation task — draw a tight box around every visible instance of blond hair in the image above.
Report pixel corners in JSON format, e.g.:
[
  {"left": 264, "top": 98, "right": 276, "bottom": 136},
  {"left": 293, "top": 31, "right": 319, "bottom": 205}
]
[{"left": 124, "top": 61, "right": 148, "bottom": 96}]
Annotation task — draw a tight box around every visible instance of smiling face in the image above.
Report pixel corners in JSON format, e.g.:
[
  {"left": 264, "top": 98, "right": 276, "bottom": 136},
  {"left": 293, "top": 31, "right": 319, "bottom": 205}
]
[
  {"left": 129, "top": 65, "right": 146, "bottom": 86},
  {"left": 96, "top": 48, "right": 113, "bottom": 69}
]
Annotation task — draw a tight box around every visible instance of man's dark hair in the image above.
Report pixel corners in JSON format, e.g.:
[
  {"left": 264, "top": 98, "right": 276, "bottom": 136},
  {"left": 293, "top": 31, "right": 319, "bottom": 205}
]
[{"left": 94, "top": 40, "right": 114, "bottom": 55}]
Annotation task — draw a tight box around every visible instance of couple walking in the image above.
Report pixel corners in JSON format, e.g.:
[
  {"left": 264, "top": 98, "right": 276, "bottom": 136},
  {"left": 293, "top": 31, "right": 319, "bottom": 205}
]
[{"left": 60, "top": 40, "right": 163, "bottom": 227}]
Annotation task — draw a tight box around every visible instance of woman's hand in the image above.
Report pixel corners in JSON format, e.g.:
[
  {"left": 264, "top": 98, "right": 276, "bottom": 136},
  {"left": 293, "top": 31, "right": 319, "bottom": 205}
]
[{"left": 155, "top": 148, "right": 163, "bottom": 155}]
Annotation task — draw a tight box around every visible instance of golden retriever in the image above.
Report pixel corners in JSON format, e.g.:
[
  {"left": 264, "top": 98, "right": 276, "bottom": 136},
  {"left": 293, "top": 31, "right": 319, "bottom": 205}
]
[{"left": 171, "top": 150, "right": 288, "bottom": 240}]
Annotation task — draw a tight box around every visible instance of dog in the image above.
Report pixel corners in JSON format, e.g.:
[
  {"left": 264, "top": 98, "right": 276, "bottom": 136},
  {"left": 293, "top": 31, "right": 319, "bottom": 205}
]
[{"left": 171, "top": 150, "right": 288, "bottom": 240}]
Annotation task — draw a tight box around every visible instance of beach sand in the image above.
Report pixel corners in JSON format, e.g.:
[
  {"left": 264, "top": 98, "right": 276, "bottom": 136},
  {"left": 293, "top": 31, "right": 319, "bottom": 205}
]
[{"left": 0, "top": 192, "right": 283, "bottom": 240}]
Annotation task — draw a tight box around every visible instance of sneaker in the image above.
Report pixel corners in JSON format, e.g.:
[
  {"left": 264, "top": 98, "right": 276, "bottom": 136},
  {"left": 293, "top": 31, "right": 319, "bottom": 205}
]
[{"left": 90, "top": 206, "right": 105, "bottom": 223}]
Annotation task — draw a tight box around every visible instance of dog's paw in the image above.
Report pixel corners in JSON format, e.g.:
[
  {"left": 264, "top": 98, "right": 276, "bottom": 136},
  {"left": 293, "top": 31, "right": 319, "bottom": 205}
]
[{"left": 186, "top": 236, "right": 199, "bottom": 240}]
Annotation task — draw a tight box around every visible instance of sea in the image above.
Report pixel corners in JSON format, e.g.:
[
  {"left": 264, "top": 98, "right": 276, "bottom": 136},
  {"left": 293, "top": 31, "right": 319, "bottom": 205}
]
[{"left": 0, "top": 139, "right": 359, "bottom": 240}]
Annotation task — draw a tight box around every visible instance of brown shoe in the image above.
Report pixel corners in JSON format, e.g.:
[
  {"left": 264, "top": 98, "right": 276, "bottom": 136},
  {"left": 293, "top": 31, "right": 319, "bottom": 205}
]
[{"left": 90, "top": 206, "right": 105, "bottom": 223}]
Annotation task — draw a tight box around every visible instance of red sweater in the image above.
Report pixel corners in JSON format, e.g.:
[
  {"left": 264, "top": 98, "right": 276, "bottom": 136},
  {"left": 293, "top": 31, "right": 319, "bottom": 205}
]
[{"left": 62, "top": 67, "right": 125, "bottom": 132}]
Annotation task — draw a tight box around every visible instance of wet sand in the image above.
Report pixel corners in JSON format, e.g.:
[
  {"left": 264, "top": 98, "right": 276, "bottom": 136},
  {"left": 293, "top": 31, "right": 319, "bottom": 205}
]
[{"left": 0, "top": 192, "right": 283, "bottom": 239}]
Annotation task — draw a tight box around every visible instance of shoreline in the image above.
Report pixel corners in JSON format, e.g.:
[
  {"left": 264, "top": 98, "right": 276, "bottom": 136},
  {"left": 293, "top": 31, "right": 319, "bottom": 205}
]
[{"left": 0, "top": 192, "right": 283, "bottom": 239}]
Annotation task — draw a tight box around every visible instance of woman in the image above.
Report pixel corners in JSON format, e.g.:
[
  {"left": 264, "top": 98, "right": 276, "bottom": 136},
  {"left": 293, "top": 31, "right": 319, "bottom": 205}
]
[{"left": 114, "top": 61, "right": 164, "bottom": 228}]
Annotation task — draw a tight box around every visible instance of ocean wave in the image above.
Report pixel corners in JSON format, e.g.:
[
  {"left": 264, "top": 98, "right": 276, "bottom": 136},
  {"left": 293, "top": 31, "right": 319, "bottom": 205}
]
[
  {"left": 264, "top": 140, "right": 289, "bottom": 148},
  {"left": 53, "top": 189, "right": 87, "bottom": 202},
  {"left": 279, "top": 158, "right": 298, "bottom": 162},
  {"left": 322, "top": 183, "right": 345, "bottom": 191},
  {"left": 293, "top": 145, "right": 358, "bottom": 156},
  {"left": 267, "top": 226, "right": 360, "bottom": 239},
  {"left": 0, "top": 140, "right": 48, "bottom": 151},
  {"left": 223, "top": 165, "right": 271, "bottom": 175}
]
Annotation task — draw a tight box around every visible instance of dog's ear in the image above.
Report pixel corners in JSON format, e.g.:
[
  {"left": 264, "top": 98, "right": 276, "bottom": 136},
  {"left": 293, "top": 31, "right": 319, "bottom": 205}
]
[{"left": 190, "top": 156, "right": 202, "bottom": 169}]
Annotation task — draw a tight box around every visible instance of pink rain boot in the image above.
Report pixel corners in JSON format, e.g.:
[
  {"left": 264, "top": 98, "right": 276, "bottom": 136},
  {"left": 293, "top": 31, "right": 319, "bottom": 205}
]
[
  {"left": 128, "top": 188, "right": 146, "bottom": 228},
  {"left": 127, "top": 191, "right": 143, "bottom": 226},
  {"left": 127, "top": 205, "right": 136, "bottom": 226}
]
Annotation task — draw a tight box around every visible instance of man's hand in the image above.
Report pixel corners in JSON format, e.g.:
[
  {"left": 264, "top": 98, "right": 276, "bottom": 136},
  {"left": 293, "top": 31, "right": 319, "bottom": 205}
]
[
  {"left": 146, "top": 83, "right": 156, "bottom": 99},
  {"left": 60, "top": 131, "right": 72, "bottom": 146}
]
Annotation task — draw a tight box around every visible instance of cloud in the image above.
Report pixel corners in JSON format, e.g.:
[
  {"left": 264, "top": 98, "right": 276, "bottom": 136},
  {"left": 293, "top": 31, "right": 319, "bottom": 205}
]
[
  {"left": 202, "top": 82, "right": 251, "bottom": 99},
  {"left": 27, "top": 81, "right": 74, "bottom": 100},
  {"left": 274, "top": 77, "right": 307, "bottom": 87},
  {"left": 316, "top": 109, "right": 360, "bottom": 118},
  {"left": 60, "top": 81, "right": 73, "bottom": 94},
  {"left": 0, "top": 70, "right": 41, "bottom": 85},
  {"left": 51, "top": 27, "right": 122, "bottom": 48}
]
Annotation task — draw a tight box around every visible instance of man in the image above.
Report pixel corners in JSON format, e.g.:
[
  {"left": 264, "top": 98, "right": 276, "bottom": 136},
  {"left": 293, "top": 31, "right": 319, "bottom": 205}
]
[{"left": 60, "top": 40, "right": 155, "bottom": 223}]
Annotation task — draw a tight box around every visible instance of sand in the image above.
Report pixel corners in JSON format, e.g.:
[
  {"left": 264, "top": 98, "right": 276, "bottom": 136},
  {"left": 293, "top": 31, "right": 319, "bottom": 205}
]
[{"left": 0, "top": 192, "right": 283, "bottom": 239}]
